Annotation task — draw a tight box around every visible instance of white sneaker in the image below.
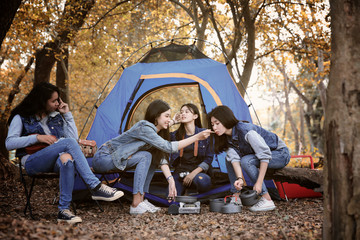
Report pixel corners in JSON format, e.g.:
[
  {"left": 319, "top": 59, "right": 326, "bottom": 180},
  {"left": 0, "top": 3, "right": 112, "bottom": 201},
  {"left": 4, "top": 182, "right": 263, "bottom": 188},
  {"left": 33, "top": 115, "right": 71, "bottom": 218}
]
[
  {"left": 249, "top": 197, "right": 276, "bottom": 212},
  {"left": 130, "top": 202, "right": 149, "bottom": 215},
  {"left": 143, "top": 199, "right": 161, "bottom": 213}
]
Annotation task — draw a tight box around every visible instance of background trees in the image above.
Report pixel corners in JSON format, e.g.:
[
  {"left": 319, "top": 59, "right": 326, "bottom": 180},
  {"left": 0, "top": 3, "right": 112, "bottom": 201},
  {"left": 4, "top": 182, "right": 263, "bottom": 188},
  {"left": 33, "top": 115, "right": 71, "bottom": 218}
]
[{"left": 1, "top": 1, "right": 329, "bottom": 170}]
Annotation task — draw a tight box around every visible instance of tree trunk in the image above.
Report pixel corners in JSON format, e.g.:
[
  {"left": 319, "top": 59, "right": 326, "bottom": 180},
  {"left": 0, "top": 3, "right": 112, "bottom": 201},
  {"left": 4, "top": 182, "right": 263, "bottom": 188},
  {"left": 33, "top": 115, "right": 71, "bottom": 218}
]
[
  {"left": 0, "top": 56, "right": 34, "bottom": 177},
  {"left": 34, "top": 0, "right": 95, "bottom": 84},
  {"left": 324, "top": 0, "right": 360, "bottom": 239},
  {"left": 34, "top": 41, "right": 57, "bottom": 84},
  {"left": 0, "top": 0, "right": 22, "bottom": 50},
  {"left": 56, "top": 47, "right": 70, "bottom": 104}
]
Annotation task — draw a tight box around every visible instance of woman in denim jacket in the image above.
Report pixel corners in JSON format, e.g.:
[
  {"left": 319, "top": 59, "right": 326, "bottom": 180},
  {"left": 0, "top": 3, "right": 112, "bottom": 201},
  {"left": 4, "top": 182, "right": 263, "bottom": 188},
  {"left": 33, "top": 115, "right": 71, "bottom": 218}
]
[
  {"left": 208, "top": 105, "right": 290, "bottom": 212},
  {"left": 169, "top": 103, "right": 213, "bottom": 195},
  {"left": 6, "top": 82, "right": 123, "bottom": 224},
  {"left": 92, "top": 100, "right": 212, "bottom": 215}
]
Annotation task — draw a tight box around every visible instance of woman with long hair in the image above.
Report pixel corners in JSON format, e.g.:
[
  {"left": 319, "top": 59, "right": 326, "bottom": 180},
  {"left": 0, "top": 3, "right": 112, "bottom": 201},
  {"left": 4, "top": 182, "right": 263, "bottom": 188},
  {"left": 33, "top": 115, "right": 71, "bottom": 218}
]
[
  {"left": 208, "top": 105, "right": 290, "bottom": 212},
  {"left": 92, "top": 99, "right": 212, "bottom": 215},
  {"left": 6, "top": 82, "right": 123, "bottom": 224},
  {"left": 169, "top": 103, "right": 213, "bottom": 195}
]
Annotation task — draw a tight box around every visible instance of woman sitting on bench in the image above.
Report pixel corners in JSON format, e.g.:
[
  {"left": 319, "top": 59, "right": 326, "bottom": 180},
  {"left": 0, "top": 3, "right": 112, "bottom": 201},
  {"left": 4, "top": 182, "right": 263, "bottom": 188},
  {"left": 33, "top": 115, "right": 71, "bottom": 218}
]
[{"left": 6, "top": 82, "right": 124, "bottom": 224}]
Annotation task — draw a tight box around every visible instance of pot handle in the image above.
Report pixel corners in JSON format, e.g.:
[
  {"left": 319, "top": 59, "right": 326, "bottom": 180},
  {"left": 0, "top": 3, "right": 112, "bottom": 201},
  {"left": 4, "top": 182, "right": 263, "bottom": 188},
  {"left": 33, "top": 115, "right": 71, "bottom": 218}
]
[{"left": 224, "top": 195, "right": 238, "bottom": 204}]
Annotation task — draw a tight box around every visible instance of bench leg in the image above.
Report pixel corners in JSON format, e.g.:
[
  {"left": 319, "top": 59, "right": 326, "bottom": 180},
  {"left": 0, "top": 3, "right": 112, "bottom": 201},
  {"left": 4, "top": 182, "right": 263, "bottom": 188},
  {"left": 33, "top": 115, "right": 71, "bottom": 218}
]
[{"left": 20, "top": 168, "right": 36, "bottom": 219}]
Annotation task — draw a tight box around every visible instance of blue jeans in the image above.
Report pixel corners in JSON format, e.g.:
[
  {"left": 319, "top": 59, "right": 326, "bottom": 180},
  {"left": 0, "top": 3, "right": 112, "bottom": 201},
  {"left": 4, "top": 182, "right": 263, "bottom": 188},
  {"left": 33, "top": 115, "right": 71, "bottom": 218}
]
[
  {"left": 226, "top": 147, "right": 290, "bottom": 195},
  {"left": 24, "top": 138, "right": 101, "bottom": 210},
  {"left": 92, "top": 148, "right": 153, "bottom": 195},
  {"left": 173, "top": 172, "right": 212, "bottom": 195}
]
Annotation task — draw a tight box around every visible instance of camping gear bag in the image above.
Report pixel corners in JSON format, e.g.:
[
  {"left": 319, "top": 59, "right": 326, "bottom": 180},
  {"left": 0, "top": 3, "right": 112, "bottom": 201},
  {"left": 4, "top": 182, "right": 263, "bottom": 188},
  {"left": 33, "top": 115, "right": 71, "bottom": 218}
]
[{"left": 78, "top": 139, "right": 98, "bottom": 158}]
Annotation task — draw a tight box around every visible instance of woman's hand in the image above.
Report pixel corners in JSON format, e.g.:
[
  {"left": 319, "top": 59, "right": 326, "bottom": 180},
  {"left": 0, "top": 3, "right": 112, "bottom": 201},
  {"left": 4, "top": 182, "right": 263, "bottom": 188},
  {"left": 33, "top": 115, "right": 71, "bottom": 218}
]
[
  {"left": 57, "top": 98, "right": 69, "bottom": 114},
  {"left": 234, "top": 178, "right": 244, "bottom": 191},
  {"left": 167, "top": 179, "right": 177, "bottom": 202},
  {"left": 183, "top": 172, "right": 196, "bottom": 187},
  {"left": 36, "top": 135, "right": 57, "bottom": 145},
  {"left": 253, "top": 181, "right": 263, "bottom": 195},
  {"left": 196, "top": 129, "right": 213, "bottom": 140},
  {"left": 173, "top": 112, "right": 181, "bottom": 124}
]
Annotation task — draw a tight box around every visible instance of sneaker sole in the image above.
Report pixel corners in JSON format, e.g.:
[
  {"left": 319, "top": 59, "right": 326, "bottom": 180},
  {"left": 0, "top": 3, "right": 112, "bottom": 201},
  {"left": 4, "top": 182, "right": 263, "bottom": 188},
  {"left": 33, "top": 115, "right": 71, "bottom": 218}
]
[
  {"left": 249, "top": 206, "right": 276, "bottom": 212},
  {"left": 57, "top": 218, "right": 82, "bottom": 224},
  {"left": 129, "top": 212, "right": 147, "bottom": 215},
  {"left": 92, "top": 191, "right": 124, "bottom": 201}
]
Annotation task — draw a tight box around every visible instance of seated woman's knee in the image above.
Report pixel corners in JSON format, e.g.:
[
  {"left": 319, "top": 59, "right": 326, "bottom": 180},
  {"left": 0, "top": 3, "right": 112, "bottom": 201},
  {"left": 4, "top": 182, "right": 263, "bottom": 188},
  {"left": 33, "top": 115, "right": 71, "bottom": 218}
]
[
  {"left": 195, "top": 174, "right": 211, "bottom": 190},
  {"left": 140, "top": 151, "right": 152, "bottom": 164},
  {"left": 60, "top": 153, "right": 73, "bottom": 164},
  {"left": 61, "top": 138, "right": 78, "bottom": 147}
]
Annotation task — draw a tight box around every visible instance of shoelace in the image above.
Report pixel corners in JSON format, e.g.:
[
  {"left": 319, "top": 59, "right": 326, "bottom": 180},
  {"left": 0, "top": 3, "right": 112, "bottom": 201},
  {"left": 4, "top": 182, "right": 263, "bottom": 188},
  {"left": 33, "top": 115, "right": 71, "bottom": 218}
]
[
  {"left": 100, "top": 184, "right": 115, "bottom": 194},
  {"left": 61, "top": 209, "right": 75, "bottom": 217}
]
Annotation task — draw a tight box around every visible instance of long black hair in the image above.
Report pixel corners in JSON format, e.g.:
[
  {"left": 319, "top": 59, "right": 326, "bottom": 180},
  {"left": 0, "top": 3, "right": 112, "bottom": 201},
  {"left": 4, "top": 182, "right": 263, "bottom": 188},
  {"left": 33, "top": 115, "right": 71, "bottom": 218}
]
[
  {"left": 174, "top": 103, "right": 202, "bottom": 140},
  {"left": 144, "top": 99, "right": 171, "bottom": 163},
  {"left": 8, "top": 82, "right": 60, "bottom": 125},
  {"left": 207, "top": 105, "right": 239, "bottom": 154}
]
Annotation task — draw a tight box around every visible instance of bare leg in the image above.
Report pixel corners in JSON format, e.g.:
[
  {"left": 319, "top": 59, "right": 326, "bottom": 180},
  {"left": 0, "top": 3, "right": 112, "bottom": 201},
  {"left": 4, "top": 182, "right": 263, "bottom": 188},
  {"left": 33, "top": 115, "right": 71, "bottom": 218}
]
[{"left": 132, "top": 192, "right": 143, "bottom": 207}]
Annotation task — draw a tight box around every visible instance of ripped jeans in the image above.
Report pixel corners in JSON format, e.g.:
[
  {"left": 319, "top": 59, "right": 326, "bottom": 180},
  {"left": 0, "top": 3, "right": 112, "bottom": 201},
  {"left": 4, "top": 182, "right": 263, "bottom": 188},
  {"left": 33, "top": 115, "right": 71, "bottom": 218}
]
[{"left": 24, "top": 138, "right": 101, "bottom": 210}]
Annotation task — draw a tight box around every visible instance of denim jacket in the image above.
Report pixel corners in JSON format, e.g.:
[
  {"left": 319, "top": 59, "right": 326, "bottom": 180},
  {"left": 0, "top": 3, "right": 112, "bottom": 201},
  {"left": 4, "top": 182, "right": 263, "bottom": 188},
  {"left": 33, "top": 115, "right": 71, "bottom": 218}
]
[
  {"left": 100, "top": 120, "right": 179, "bottom": 171},
  {"left": 226, "top": 122, "right": 280, "bottom": 162},
  {"left": 170, "top": 126, "right": 213, "bottom": 172},
  {"left": 6, "top": 112, "right": 76, "bottom": 159}
]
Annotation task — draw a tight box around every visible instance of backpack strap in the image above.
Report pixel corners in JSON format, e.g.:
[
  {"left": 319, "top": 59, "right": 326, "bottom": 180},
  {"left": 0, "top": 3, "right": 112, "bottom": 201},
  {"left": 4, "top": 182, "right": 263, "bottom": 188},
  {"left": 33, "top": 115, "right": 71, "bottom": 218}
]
[{"left": 179, "top": 135, "right": 198, "bottom": 157}]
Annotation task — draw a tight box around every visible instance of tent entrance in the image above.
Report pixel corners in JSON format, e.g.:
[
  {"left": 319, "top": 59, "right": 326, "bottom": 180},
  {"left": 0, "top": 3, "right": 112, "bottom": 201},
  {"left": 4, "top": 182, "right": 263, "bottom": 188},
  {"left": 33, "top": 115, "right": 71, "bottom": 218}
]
[{"left": 125, "top": 83, "right": 208, "bottom": 131}]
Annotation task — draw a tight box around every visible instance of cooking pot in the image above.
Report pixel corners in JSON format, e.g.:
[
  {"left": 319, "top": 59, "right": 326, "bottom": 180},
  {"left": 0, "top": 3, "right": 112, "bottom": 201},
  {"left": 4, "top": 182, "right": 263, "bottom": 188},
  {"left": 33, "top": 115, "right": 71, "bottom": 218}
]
[
  {"left": 209, "top": 197, "right": 231, "bottom": 212},
  {"left": 175, "top": 195, "right": 197, "bottom": 203},
  {"left": 240, "top": 190, "right": 259, "bottom": 206},
  {"left": 220, "top": 203, "right": 242, "bottom": 214},
  {"left": 220, "top": 195, "right": 242, "bottom": 214}
]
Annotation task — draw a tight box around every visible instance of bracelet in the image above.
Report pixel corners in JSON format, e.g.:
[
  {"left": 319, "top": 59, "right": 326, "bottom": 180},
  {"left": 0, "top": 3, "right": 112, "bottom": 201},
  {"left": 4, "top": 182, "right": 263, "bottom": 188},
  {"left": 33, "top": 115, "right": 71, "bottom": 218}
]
[
  {"left": 166, "top": 175, "right": 173, "bottom": 181},
  {"left": 236, "top": 177, "right": 244, "bottom": 181}
]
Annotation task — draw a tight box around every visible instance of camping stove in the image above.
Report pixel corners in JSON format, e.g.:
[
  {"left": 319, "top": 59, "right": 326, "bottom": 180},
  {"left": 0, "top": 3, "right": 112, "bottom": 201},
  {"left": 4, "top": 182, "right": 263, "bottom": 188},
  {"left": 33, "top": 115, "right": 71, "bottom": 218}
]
[
  {"left": 178, "top": 201, "right": 201, "bottom": 214},
  {"left": 168, "top": 196, "right": 201, "bottom": 214}
]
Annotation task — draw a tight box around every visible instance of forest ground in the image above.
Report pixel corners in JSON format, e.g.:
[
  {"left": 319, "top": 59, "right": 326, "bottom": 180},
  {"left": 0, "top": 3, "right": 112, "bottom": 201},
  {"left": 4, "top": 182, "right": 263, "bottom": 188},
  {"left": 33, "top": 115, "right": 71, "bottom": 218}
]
[{"left": 0, "top": 175, "right": 323, "bottom": 239}]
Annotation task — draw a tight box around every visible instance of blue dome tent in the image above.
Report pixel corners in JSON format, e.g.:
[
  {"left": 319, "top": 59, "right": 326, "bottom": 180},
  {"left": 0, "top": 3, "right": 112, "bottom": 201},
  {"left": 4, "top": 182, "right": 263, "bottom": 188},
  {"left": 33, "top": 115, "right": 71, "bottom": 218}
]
[{"left": 74, "top": 42, "right": 279, "bottom": 205}]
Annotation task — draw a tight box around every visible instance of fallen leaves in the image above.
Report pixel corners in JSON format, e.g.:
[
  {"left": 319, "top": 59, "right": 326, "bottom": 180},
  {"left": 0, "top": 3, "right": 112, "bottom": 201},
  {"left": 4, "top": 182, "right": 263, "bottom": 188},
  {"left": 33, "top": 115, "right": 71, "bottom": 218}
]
[{"left": 0, "top": 178, "right": 323, "bottom": 239}]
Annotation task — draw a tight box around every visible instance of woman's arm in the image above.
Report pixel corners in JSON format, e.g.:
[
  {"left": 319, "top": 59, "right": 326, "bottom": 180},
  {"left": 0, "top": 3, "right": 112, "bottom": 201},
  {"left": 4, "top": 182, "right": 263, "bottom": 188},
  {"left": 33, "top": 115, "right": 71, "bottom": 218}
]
[
  {"left": 232, "top": 161, "right": 245, "bottom": 191},
  {"left": 177, "top": 130, "right": 212, "bottom": 150},
  {"left": 183, "top": 167, "right": 203, "bottom": 187},
  {"left": 138, "top": 124, "right": 212, "bottom": 154},
  {"left": 58, "top": 98, "right": 78, "bottom": 139},
  {"left": 254, "top": 162, "right": 268, "bottom": 194},
  {"left": 62, "top": 112, "right": 78, "bottom": 139},
  {"left": 226, "top": 148, "right": 244, "bottom": 191},
  {"left": 5, "top": 115, "right": 38, "bottom": 150},
  {"left": 245, "top": 130, "right": 271, "bottom": 193},
  {"left": 161, "top": 164, "right": 177, "bottom": 201}
]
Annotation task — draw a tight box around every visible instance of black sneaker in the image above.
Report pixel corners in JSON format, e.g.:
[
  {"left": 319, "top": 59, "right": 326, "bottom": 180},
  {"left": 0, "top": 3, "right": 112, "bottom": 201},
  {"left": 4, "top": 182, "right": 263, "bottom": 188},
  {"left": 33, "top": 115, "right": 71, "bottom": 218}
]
[
  {"left": 57, "top": 209, "right": 82, "bottom": 224},
  {"left": 92, "top": 184, "right": 124, "bottom": 201}
]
